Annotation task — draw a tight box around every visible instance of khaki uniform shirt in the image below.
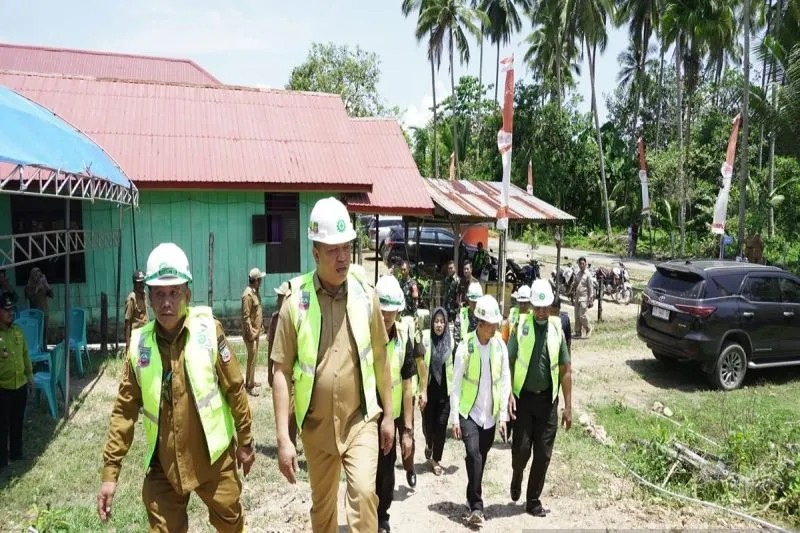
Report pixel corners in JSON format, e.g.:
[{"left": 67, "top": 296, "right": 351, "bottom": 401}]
[
  {"left": 241, "top": 287, "right": 263, "bottom": 341},
  {"left": 0, "top": 324, "right": 32, "bottom": 390},
  {"left": 124, "top": 291, "right": 149, "bottom": 329},
  {"left": 270, "top": 273, "right": 389, "bottom": 456},
  {"left": 102, "top": 319, "right": 253, "bottom": 494},
  {"left": 574, "top": 269, "right": 594, "bottom": 303}
]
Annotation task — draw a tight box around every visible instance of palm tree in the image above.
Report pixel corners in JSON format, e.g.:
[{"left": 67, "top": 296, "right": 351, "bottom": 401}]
[
  {"left": 482, "top": 0, "right": 533, "bottom": 102},
  {"left": 403, "top": 0, "right": 441, "bottom": 179},
  {"left": 524, "top": 0, "right": 577, "bottom": 106},
  {"left": 417, "top": 0, "right": 485, "bottom": 179},
  {"left": 566, "top": 0, "right": 614, "bottom": 240}
]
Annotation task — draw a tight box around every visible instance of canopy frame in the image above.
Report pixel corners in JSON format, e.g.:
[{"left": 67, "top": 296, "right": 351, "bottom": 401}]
[{"left": 1, "top": 164, "right": 138, "bottom": 205}]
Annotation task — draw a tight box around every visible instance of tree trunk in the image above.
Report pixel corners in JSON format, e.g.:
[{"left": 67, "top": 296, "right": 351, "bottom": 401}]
[
  {"left": 430, "top": 55, "right": 439, "bottom": 179},
  {"left": 450, "top": 27, "right": 460, "bottom": 179},
  {"left": 655, "top": 45, "right": 665, "bottom": 150},
  {"left": 737, "top": 0, "right": 751, "bottom": 256},
  {"left": 494, "top": 41, "right": 501, "bottom": 104},
  {"left": 588, "top": 41, "right": 612, "bottom": 240},
  {"left": 758, "top": 3, "right": 772, "bottom": 170},
  {"left": 676, "top": 41, "right": 686, "bottom": 255},
  {"left": 479, "top": 25, "right": 484, "bottom": 90}
]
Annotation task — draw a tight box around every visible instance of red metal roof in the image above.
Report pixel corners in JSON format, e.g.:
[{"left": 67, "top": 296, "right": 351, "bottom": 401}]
[
  {"left": 424, "top": 178, "right": 575, "bottom": 223},
  {"left": 0, "top": 71, "right": 374, "bottom": 191},
  {"left": 346, "top": 118, "right": 435, "bottom": 216},
  {"left": 0, "top": 42, "right": 220, "bottom": 85}
]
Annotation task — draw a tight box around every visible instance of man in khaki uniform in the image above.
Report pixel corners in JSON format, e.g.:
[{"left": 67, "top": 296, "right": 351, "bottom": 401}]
[
  {"left": 98, "top": 243, "right": 254, "bottom": 532},
  {"left": 124, "top": 270, "right": 150, "bottom": 350},
  {"left": 242, "top": 267, "right": 265, "bottom": 396},
  {"left": 572, "top": 257, "right": 594, "bottom": 338},
  {"left": 271, "top": 197, "right": 395, "bottom": 533}
]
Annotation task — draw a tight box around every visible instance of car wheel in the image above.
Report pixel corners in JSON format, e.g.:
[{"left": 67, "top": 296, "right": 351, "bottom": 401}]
[{"left": 709, "top": 342, "right": 748, "bottom": 391}]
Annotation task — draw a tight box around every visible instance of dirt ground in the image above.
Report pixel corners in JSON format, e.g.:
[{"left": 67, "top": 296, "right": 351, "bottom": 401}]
[{"left": 242, "top": 255, "right": 751, "bottom": 532}]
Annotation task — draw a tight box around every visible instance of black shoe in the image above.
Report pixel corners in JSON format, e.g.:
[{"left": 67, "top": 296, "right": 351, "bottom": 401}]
[
  {"left": 424, "top": 446, "right": 432, "bottom": 460},
  {"left": 406, "top": 471, "right": 417, "bottom": 488},
  {"left": 510, "top": 470, "right": 522, "bottom": 502},
  {"left": 378, "top": 519, "right": 391, "bottom": 533},
  {"left": 525, "top": 502, "right": 550, "bottom": 517}
]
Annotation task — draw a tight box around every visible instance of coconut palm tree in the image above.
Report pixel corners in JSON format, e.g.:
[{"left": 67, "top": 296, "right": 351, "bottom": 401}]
[
  {"left": 417, "top": 0, "right": 485, "bottom": 179},
  {"left": 403, "top": 0, "right": 441, "bottom": 178},
  {"left": 524, "top": 19, "right": 581, "bottom": 104},
  {"left": 482, "top": 0, "right": 533, "bottom": 102}
]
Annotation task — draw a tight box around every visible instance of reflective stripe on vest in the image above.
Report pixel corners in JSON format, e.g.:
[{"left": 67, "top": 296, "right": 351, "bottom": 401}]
[
  {"left": 387, "top": 320, "right": 409, "bottom": 419},
  {"left": 129, "top": 306, "right": 235, "bottom": 467},
  {"left": 422, "top": 328, "right": 454, "bottom": 392},
  {"left": 459, "top": 307, "right": 470, "bottom": 341},
  {"left": 509, "top": 307, "right": 520, "bottom": 330},
  {"left": 289, "top": 269, "right": 379, "bottom": 430},
  {"left": 458, "top": 333, "right": 503, "bottom": 419},
  {"left": 513, "top": 315, "right": 563, "bottom": 403}
]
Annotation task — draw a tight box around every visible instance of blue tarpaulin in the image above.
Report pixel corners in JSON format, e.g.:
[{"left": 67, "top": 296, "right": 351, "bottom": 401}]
[{"left": 0, "top": 83, "right": 133, "bottom": 189}]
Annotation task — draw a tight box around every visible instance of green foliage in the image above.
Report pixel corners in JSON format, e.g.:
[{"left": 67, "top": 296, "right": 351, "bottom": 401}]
[{"left": 26, "top": 504, "right": 69, "bottom": 532}]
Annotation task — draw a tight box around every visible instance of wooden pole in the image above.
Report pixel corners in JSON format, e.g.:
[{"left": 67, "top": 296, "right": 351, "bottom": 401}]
[
  {"left": 64, "top": 199, "right": 71, "bottom": 420},
  {"left": 208, "top": 232, "right": 215, "bottom": 307},
  {"left": 100, "top": 292, "right": 108, "bottom": 355},
  {"left": 374, "top": 214, "right": 380, "bottom": 285}
]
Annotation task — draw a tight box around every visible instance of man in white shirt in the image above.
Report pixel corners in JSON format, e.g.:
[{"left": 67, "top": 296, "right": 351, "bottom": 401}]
[{"left": 449, "top": 295, "right": 511, "bottom": 526}]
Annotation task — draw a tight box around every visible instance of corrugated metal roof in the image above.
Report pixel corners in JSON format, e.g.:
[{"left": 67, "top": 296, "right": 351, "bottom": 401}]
[
  {"left": 424, "top": 178, "right": 575, "bottom": 223},
  {"left": 0, "top": 42, "right": 220, "bottom": 84},
  {"left": 0, "top": 71, "right": 374, "bottom": 190},
  {"left": 346, "top": 118, "right": 435, "bottom": 216}
]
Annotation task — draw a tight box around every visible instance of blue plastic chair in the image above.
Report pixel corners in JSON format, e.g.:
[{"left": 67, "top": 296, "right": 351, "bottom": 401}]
[
  {"left": 68, "top": 308, "right": 90, "bottom": 376},
  {"left": 18, "top": 308, "right": 45, "bottom": 346},
  {"left": 15, "top": 316, "right": 49, "bottom": 365},
  {"left": 33, "top": 342, "right": 66, "bottom": 419}
]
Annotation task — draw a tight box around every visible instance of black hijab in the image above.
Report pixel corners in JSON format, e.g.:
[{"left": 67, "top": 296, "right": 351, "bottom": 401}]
[{"left": 429, "top": 307, "right": 451, "bottom": 385}]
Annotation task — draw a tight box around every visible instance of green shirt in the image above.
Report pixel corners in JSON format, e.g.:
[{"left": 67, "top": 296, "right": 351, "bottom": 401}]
[
  {"left": 508, "top": 321, "right": 570, "bottom": 393},
  {"left": 0, "top": 324, "right": 33, "bottom": 390}
]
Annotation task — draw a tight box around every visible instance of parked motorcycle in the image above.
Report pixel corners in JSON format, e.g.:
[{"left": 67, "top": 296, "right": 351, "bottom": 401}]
[
  {"left": 595, "top": 261, "right": 632, "bottom": 305},
  {"left": 476, "top": 254, "right": 500, "bottom": 283},
  {"left": 505, "top": 257, "right": 541, "bottom": 292}
]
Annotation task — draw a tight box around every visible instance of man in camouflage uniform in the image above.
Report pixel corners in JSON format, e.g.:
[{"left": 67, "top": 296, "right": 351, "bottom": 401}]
[
  {"left": 398, "top": 260, "right": 418, "bottom": 317},
  {"left": 443, "top": 260, "right": 460, "bottom": 322}
]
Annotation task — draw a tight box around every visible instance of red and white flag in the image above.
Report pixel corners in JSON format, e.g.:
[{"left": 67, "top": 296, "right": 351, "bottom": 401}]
[
  {"left": 711, "top": 114, "right": 742, "bottom": 235},
  {"left": 449, "top": 152, "right": 455, "bottom": 180},
  {"left": 526, "top": 159, "right": 533, "bottom": 195},
  {"left": 496, "top": 55, "right": 514, "bottom": 230},
  {"left": 638, "top": 137, "right": 651, "bottom": 222}
]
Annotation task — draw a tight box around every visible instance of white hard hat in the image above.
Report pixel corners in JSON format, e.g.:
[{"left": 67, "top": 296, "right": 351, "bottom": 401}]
[
  {"left": 376, "top": 275, "right": 405, "bottom": 312},
  {"left": 249, "top": 267, "right": 266, "bottom": 280},
  {"left": 145, "top": 243, "right": 192, "bottom": 286},
  {"left": 513, "top": 285, "right": 532, "bottom": 303},
  {"left": 530, "top": 279, "right": 554, "bottom": 307},
  {"left": 474, "top": 295, "right": 502, "bottom": 324},
  {"left": 308, "top": 197, "right": 357, "bottom": 245},
  {"left": 467, "top": 281, "right": 483, "bottom": 302}
]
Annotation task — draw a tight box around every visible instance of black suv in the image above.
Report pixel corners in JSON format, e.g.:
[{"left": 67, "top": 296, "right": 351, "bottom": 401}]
[
  {"left": 637, "top": 260, "right": 800, "bottom": 390},
  {"left": 383, "top": 226, "right": 487, "bottom": 272}
]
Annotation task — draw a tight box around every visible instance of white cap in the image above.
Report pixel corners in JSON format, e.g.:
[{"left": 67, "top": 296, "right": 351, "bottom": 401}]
[
  {"left": 145, "top": 243, "right": 192, "bottom": 287},
  {"left": 274, "top": 281, "right": 291, "bottom": 296},
  {"left": 467, "top": 281, "right": 483, "bottom": 302},
  {"left": 376, "top": 275, "right": 405, "bottom": 312},
  {"left": 474, "top": 295, "right": 502, "bottom": 324},
  {"left": 530, "top": 279, "right": 554, "bottom": 307},
  {"left": 249, "top": 267, "right": 266, "bottom": 280},
  {"left": 308, "top": 197, "right": 357, "bottom": 245},
  {"left": 513, "top": 285, "right": 532, "bottom": 303}
]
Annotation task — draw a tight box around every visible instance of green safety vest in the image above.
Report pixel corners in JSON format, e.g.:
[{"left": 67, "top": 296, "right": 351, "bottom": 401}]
[
  {"left": 508, "top": 307, "right": 520, "bottom": 330},
  {"left": 129, "top": 306, "right": 236, "bottom": 468},
  {"left": 422, "top": 328, "right": 454, "bottom": 393},
  {"left": 289, "top": 269, "right": 379, "bottom": 430},
  {"left": 513, "top": 315, "right": 563, "bottom": 403},
  {"left": 458, "top": 332, "right": 504, "bottom": 419},
  {"left": 387, "top": 320, "right": 410, "bottom": 419},
  {"left": 459, "top": 306, "right": 470, "bottom": 341}
]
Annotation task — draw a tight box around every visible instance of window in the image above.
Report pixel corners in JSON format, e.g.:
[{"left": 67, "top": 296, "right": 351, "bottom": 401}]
[
  {"left": 707, "top": 272, "right": 746, "bottom": 297},
  {"left": 263, "top": 193, "right": 300, "bottom": 274},
  {"left": 420, "top": 229, "right": 438, "bottom": 242},
  {"left": 780, "top": 278, "right": 800, "bottom": 303},
  {"left": 648, "top": 268, "right": 705, "bottom": 299},
  {"left": 10, "top": 196, "right": 86, "bottom": 284},
  {"left": 436, "top": 230, "right": 455, "bottom": 245},
  {"left": 742, "top": 276, "right": 781, "bottom": 303}
]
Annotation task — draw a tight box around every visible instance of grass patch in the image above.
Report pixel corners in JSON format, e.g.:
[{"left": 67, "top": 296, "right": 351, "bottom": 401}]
[{"left": 594, "top": 383, "right": 800, "bottom": 528}]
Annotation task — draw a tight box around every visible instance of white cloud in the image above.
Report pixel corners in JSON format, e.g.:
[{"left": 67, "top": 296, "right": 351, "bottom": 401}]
[{"left": 401, "top": 94, "right": 433, "bottom": 129}]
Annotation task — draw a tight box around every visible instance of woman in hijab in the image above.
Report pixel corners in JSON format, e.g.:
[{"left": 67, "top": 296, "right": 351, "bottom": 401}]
[
  {"left": 24, "top": 267, "right": 53, "bottom": 345},
  {"left": 422, "top": 306, "right": 454, "bottom": 475}
]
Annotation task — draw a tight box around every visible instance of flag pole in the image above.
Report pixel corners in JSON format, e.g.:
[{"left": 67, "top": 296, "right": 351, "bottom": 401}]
[{"left": 496, "top": 55, "right": 514, "bottom": 314}]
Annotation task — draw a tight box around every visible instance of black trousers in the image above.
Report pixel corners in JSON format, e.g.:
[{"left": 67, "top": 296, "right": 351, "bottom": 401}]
[
  {"left": 511, "top": 389, "right": 559, "bottom": 506},
  {"left": 422, "top": 378, "right": 449, "bottom": 462},
  {"left": 376, "top": 414, "right": 414, "bottom": 526},
  {"left": 0, "top": 385, "right": 28, "bottom": 466},
  {"left": 459, "top": 415, "right": 496, "bottom": 511}
]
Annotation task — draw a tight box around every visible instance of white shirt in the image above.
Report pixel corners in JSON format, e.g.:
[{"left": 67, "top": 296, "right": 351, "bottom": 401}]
[{"left": 449, "top": 334, "right": 511, "bottom": 429}]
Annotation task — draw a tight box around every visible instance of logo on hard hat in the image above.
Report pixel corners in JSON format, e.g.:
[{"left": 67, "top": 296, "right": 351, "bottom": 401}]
[
  {"left": 310, "top": 222, "right": 319, "bottom": 234},
  {"left": 538, "top": 293, "right": 546, "bottom": 301},
  {"left": 336, "top": 219, "right": 346, "bottom": 232}
]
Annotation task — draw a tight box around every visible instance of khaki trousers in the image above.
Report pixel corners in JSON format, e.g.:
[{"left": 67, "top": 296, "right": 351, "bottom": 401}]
[
  {"left": 244, "top": 338, "right": 259, "bottom": 388},
  {"left": 574, "top": 301, "right": 591, "bottom": 336},
  {"left": 141, "top": 455, "right": 243, "bottom": 532},
  {"left": 302, "top": 419, "right": 379, "bottom": 533}
]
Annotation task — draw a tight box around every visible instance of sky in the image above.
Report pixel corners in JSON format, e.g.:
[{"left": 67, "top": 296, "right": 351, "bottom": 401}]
[{"left": 0, "top": 0, "right": 629, "bottom": 128}]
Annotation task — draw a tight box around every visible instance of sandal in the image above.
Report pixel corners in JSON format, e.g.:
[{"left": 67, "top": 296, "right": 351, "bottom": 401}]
[{"left": 431, "top": 460, "right": 443, "bottom": 476}]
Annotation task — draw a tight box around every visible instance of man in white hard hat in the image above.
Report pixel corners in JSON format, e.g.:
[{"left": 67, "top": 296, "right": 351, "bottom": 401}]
[
  {"left": 507, "top": 279, "right": 572, "bottom": 517},
  {"left": 453, "top": 280, "right": 483, "bottom": 345},
  {"left": 503, "top": 285, "right": 532, "bottom": 344},
  {"left": 98, "top": 242, "right": 254, "bottom": 531},
  {"left": 449, "top": 294, "right": 511, "bottom": 527},
  {"left": 241, "top": 267, "right": 266, "bottom": 396},
  {"left": 271, "top": 197, "right": 394, "bottom": 532},
  {"left": 374, "top": 275, "right": 417, "bottom": 533}
]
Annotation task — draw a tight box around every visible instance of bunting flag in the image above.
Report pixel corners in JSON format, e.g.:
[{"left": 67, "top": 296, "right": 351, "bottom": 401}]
[
  {"left": 637, "top": 137, "right": 651, "bottom": 223},
  {"left": 711, "top": 114, "right": 742, "bottom": 235},
  {"left": 449, "top": 152, "right": 455, "bottom": 180},
  {"left": 496, "top": 55, "right": 514, "bottom": 230},
  {"left": 526, "top": 159, "right": 533, "bottom": 195}
]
